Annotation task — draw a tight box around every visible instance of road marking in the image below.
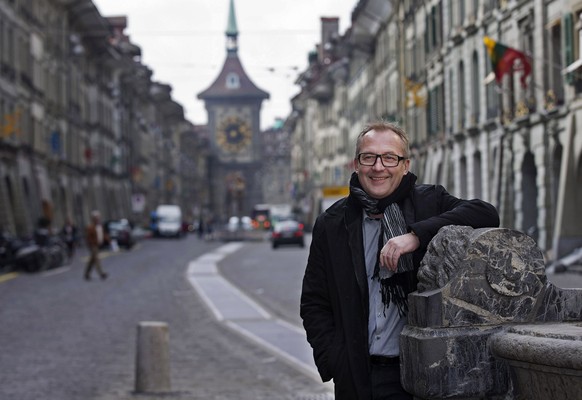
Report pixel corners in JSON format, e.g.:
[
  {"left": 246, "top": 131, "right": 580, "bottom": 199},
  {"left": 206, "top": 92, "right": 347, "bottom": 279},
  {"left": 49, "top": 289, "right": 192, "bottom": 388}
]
[
  {"left": 186, "top": 243, "right": 328, "bottom": 385},
  {"left": 225, "top": 319, "right": 318, "bottom": 379},
  {"left": 0, "top": 272, "right": 19, "bottom": 283},
  {"left": 187, "top": 242, "right": 271, "bottom": 321},
  {"left": 41, "top": 266, "right": 71, "bottom": 277}
]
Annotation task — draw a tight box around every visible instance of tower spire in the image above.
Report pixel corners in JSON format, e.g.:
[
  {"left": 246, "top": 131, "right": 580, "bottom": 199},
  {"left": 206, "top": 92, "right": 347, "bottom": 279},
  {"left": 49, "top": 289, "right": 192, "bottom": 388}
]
[{"left": 226, "top": 0, "right": 238, "bottom": 54}]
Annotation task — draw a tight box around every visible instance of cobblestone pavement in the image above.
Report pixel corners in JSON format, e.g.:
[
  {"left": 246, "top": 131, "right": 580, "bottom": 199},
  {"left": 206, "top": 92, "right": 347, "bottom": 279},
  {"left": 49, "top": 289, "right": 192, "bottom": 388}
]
[
  {"left": 0, "top": 237, "right": 334, "bottom": 400},
  {"left": 104, "top": 239, "right": 333, "bottom": 400}
]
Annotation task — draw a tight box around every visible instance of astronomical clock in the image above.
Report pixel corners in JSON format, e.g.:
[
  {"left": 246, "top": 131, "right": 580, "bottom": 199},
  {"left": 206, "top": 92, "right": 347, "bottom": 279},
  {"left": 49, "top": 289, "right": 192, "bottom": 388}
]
[{"left": 216, "top": 115, "right": 252, "bottom": 153}]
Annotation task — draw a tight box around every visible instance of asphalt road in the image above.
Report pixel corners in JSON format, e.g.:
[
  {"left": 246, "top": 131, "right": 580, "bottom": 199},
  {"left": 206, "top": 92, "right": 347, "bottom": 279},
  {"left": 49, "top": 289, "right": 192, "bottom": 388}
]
[
  {"left": 217, "top": 237, "right": 312, "bottom": 327},
  {"left": 1, "top": 231, "right": 579, "bottom": 400},
  {"left": 0, "top": 234, "right": 331, "bottom": 400}
]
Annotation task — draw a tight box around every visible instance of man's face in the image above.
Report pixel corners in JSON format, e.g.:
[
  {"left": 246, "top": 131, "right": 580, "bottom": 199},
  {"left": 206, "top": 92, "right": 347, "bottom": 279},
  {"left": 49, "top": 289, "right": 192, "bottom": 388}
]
[{"left": 354, "top": 129, "right": 410, "bottom": 200}]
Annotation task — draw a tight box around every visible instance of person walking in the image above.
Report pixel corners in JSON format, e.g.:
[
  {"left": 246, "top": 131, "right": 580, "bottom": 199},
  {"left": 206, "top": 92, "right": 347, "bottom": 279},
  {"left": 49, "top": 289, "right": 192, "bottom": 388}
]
[
  {"left": 84, "top": 210, "right": 108, "bottom": 281},
  {"left": 300, "top": 121, "right": 500, "bottom": 400},
  {"left": 61, "top": 216, "right": 78, "bottom": 262}
]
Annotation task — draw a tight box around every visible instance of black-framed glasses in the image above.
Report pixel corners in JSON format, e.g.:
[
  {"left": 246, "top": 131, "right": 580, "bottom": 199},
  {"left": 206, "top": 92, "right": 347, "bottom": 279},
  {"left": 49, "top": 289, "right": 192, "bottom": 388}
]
[{"left": 357, "top": 153, "right": 407, "bottom": 167}]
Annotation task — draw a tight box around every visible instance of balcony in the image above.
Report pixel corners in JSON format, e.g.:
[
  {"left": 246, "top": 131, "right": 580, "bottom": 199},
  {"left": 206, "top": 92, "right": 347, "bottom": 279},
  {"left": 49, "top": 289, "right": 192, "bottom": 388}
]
[{"left": 310, "top": 79, "right": 333, "bottom": 101}]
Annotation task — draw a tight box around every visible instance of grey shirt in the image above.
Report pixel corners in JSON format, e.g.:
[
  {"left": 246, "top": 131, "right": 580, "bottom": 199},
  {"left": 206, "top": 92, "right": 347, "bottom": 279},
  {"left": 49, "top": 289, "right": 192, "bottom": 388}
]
[{"left": 362, "top": 211, "right": 407, "bottom": 357}]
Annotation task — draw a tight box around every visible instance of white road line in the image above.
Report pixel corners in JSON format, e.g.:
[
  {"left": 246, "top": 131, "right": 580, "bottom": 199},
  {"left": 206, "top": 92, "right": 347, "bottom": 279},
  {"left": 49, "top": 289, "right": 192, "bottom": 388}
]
[
  {"left": 186, "top": 242, "right": 325, "bottom": 384},
  {"left": 225, "top": 319, "right": 319, "bottom": 378},
  {"left": 41, "top": 266, "right": 71, "bottom": 277}
]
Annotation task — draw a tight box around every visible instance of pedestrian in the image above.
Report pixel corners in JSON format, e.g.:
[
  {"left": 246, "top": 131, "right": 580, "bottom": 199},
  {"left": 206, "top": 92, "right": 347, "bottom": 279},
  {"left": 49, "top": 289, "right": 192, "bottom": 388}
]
[
  {"left": 61, "top": 216, "right": 78, "bottom": 262},
  {"left": 197, "top": 217, "right": 205, "bottom": 239},
  {"left": 84, "top": 210, "right": 108, "bottom": 281},
  {"left": 300, "top": 121, "right": 500, "bottom": 400}
]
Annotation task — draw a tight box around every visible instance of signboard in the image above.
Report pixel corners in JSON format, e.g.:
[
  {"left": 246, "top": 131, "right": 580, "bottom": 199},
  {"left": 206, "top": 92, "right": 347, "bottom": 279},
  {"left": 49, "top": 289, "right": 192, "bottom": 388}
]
[
  {"left": 321, "top": 186, "right": 349, "bottom": 212},
  {"left": 132, "top": 193, "right": 146, "bottom": 213},
  {"left": 322, "top": 186, "right": 349, "bottom": 198}
]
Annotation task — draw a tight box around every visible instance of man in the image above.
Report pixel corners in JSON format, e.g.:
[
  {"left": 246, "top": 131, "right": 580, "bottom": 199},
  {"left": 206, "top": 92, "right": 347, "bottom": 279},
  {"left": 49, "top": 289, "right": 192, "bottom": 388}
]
[
  {"left": 85, "top": 210, "right": 108, "bottom": 280},
  {"left": 300, "top": 121, "right": 500, "bottom": 399}
]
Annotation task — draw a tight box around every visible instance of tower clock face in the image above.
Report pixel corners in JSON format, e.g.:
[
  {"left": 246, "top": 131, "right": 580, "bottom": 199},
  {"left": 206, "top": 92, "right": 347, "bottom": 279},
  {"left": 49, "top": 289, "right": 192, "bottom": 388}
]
[{"left": 216, "top": 116, "right": 252, "bottom": 153}]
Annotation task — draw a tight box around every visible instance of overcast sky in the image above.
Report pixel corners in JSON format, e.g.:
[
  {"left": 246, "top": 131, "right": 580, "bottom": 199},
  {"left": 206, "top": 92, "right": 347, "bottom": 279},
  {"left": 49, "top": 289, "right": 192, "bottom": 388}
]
[{"left": 92, "top": 0, "right": 357, "bottom": 129}]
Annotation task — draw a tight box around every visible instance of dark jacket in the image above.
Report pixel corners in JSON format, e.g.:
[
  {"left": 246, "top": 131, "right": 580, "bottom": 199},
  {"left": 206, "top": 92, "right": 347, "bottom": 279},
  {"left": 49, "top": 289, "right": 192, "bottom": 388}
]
[{"left": 300, "top": 184, "right": 500, "bottom": 400}]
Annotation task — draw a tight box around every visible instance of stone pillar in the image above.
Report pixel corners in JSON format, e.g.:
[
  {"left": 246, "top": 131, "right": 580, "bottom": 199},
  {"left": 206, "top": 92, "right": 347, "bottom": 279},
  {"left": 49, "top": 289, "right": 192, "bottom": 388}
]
[
  {"left": 400, "top": 226, "right": 582, "bottom": 399},
  {"left": 135, "top": 321, "right": 171, "bottom": 393}
]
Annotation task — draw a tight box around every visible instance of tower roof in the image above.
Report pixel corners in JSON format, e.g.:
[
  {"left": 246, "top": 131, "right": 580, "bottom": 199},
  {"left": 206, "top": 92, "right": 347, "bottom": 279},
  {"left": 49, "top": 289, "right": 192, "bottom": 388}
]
[
  {"left": 197, "top": 53, "right": 269, "bottom": 100},
  {"left": 197, "top": 0, "right": 269, "bottom": 101},
  {"left": 226, "top": 0, "right": 238, "bottom": 36}
]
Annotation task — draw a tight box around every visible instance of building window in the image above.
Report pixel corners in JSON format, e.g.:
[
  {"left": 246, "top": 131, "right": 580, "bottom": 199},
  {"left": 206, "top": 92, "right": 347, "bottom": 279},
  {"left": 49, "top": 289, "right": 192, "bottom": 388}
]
[
  {"left": 485, "top": 44, "right": 499, "bottom": 120},
  {"left": 458, "top": 0, "right": 465, "bottom": 24},
  {"left": 427, "top": 83, "right": 444, "bottom": 136},
  {"left": 458, "top": 61, "right": 466, "bottom": 130},
  {"left": 547, "top": 21, "right": 564, "bottom": 108},
  {"left": 226, "top": 73, "right": 240, "bottom": 89},
  {"left": 471, "top": 51, "right": 480, "bottom": 125},
  {"left": 460, "top": 155, "right": 467, "bottom": 199},
  {"left": 473, "top": 151, "right": 482, "bottom": 199},
  {"left": 571, "top": 11, "right": 582, "bottom": 93},
  {"left": 448, "top": 0, "right": 454, "bottom": 35},
  {"left": 519, "top": 15, "right": 535, "bottom": 112},
  {"left": 448, "top": 69, "right": 454, "bottom": 134},
  {"left": 563, "top": 13, "right": 574, "bottom": 86}
]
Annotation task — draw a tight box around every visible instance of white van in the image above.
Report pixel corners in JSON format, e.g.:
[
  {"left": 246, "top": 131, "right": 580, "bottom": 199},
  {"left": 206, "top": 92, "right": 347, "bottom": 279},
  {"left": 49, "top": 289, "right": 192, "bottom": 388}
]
[{"left": 154, "top": 205, "right": 183, "bottom": 238}]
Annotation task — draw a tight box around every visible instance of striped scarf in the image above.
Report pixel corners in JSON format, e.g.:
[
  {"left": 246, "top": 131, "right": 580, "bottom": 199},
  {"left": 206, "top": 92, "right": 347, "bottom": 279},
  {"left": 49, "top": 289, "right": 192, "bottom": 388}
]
[{"left": 349, "top": 172, "right": 416, "bottom": 316}]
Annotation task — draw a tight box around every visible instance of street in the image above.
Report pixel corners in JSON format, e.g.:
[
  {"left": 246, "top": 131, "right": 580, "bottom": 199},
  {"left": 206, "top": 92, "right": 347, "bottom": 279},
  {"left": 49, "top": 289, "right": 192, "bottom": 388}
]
[
  {"left": 1, "top": 232, "right": 580, "bottom": 400},
  {"left": 0, "top": 234, "right": 332, "bottom": 400}
]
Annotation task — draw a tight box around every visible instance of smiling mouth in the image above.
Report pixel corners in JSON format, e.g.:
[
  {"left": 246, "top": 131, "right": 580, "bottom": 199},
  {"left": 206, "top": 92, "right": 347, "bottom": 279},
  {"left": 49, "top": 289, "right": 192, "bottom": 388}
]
[{"left": 370, "top": 176, "right": 389, "bottom": 181}]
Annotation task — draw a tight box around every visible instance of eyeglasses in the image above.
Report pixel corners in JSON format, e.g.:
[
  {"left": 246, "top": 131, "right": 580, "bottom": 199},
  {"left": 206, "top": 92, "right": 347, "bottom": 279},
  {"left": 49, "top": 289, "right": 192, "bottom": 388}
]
[{"left": 357, "top": 153, "right": 407, "bottom": 167}]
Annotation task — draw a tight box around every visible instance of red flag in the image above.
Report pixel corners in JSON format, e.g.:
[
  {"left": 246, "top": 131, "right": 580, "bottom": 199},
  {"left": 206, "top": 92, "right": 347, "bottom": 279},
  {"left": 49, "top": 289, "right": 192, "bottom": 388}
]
[{"left": 483, "top": 36, "right": 532, "bottom": 87}]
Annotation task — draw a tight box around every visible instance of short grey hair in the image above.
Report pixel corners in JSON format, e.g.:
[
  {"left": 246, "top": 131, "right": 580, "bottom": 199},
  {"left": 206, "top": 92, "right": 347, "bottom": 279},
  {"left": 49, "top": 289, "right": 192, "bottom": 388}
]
[{"left": 354, "top": 121, "right": 410, "bottom": 159}]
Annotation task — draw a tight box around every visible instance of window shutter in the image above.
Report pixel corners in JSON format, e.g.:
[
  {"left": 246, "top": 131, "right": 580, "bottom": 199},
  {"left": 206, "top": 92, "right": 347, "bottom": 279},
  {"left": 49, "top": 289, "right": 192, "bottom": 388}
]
[{"left": 563, "top": 13, "right": 574, "bottom": 84}]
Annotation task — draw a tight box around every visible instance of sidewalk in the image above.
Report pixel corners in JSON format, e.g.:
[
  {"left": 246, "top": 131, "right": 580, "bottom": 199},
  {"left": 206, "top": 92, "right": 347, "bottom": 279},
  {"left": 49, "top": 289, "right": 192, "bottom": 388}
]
[
  {"left": 186, "top": 242, "right": 334, "bottom": 398},
  {"left": 186, "top": 243, "right": 331, "bottom": 383}
]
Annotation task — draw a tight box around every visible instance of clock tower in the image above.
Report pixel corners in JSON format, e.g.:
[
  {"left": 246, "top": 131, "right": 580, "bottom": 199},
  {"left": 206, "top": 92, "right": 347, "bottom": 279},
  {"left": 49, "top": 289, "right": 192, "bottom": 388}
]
[{"left": 198, "top": 0, "right": 269, "bottom": 220}]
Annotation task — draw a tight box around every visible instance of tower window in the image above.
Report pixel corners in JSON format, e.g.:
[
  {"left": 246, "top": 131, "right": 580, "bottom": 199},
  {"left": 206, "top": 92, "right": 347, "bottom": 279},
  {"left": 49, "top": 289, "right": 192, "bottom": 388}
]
[{"left": 226, "top": 73, "right": 240, "bottom": 89}]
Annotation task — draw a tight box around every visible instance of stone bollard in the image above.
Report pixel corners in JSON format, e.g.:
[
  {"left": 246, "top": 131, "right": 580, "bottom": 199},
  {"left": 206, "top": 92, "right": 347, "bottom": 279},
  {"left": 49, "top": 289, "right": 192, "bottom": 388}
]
[{"left": 135, "top": 321, "right": 171, "bottom": 393}]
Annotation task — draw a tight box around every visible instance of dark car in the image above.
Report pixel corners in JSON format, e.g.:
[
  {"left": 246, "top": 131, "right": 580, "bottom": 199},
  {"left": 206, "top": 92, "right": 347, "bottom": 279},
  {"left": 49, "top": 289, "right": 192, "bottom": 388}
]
[
  {"left": 103, "top": 219, "right": 135, "bottom": 250},
  {"left": 271, "top": 220, "right": 305, "bottom": 249}
]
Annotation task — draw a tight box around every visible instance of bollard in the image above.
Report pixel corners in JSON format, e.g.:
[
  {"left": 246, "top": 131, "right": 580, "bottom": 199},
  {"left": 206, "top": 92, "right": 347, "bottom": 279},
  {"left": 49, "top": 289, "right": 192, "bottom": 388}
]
[{"left": 135, "top": 321, "right": 171, "bottom": 393}]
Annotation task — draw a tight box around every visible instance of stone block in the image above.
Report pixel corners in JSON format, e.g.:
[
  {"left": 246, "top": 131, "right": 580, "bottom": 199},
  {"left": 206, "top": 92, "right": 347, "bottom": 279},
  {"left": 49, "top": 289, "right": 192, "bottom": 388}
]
[
  {"left": 401, "top": 324, "right": 508, "bottom": 399},
  {"left": 415, "top": 226, "right": 547, "bottom": 327},
  {"left": 490, "top": 323, "right": 582, "bottom": 400},
  {"left": 401, "top": 226, "right": 582, "bottom": 399}
]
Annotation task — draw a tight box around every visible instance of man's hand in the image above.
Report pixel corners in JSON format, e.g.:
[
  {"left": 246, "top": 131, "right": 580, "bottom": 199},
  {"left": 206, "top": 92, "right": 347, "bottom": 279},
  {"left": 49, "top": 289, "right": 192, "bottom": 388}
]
[{"left": 379, "top": 232, "right": 420, "bottom": 272}]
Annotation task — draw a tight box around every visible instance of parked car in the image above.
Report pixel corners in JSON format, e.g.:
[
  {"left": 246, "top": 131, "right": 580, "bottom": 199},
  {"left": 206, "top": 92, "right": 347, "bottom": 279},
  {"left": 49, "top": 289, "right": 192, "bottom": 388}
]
[
  {"left": 271, "top": 220, "right": 305, "bottom": 249},
  {"left": 103, "top": 219, "right": 135, "bottom": 249}
]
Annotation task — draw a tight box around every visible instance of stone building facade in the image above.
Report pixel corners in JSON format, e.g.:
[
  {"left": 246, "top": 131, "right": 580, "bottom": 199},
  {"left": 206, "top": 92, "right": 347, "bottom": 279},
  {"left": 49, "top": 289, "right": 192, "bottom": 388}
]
[
  {"left": 0, "top": 0, "right": 207, "bottom": 236},
  {"left": 288, "top": 0, "right": 582, "bottom": 261},
  {"left": 261, "top": 119, "right": 292, "bottom": 206}
]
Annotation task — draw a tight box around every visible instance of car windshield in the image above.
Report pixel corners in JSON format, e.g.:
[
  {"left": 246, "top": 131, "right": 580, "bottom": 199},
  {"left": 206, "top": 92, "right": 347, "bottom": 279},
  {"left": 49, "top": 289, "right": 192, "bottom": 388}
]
[
  {"left": 159, "top": 216, "right": 180, "bottom": 223},
  {"left": 108, "top": 222, "right": 125, "bottom": 230},
  {"left": 275, "top": 221, "right": 300, "bottom": 232}
]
